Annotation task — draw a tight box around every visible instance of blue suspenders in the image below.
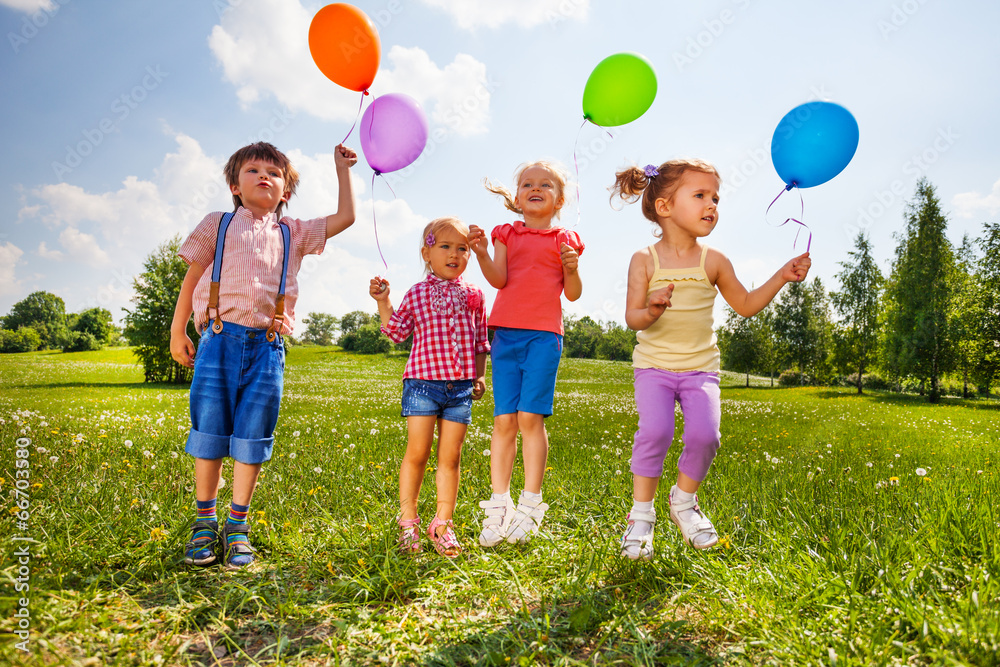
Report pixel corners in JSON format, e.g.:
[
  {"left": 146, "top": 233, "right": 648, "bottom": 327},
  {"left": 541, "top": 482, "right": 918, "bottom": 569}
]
[{"left": 205, "top": 211, "right": 291, "bottom": 342}]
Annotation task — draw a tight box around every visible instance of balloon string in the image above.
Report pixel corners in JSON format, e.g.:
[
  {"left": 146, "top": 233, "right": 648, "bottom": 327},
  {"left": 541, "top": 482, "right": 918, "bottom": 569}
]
[
  {"left": 340, "top": 91, "right": 366, "bottom": 145},
  {"left": 371, "top": 171, "right": 389, "bottom": 275},
  {"left": 571, "top": 117, "right": 615, "bottom": 228},
  {"left": 765, "top": 184, "right": 812, "bottom": 253}
]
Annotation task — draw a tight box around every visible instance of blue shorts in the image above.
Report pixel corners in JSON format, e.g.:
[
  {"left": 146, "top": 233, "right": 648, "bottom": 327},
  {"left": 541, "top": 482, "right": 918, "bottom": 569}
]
[
  {"left": 490, "top": 328, "right": 563, "bottom": 417},
  {"left": 401, "top": 379, "right": 474, "bottom": 424},
  {"left": 185, "top": 322, "right": 285, "bottom": 464}
]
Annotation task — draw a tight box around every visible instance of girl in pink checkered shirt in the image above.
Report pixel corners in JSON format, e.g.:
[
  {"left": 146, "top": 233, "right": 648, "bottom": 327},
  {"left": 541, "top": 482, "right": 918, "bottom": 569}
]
[{"left": 369, "top": 217, "right": 490, "bottom": 557}]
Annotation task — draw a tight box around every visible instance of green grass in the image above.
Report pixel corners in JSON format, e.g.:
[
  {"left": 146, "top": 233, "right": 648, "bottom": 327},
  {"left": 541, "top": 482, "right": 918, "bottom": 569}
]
[{"left": 1, "top": 347, "right": 998, "bottom": 666}]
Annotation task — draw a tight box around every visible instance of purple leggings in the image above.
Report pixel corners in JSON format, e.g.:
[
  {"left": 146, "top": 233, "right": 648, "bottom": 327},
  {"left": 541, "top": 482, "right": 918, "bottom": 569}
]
[{"left": 631, "top": 368, "right": 721, "bottom": 481}]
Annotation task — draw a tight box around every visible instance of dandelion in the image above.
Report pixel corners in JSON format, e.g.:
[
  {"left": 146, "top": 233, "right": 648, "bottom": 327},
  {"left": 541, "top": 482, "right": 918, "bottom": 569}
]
[
  {"left": 370, "top": 428, "right": 378, "bottom": 435},
  {"left": 718, "top": 536, "right": 732, "bottom": 550},
  {"left": 149, "top": 526, "right": 167, "bottom": 542},
  {"left": 483, "top": 449, "right": 491, "bottom": 457},
  {"left": 326, "top": 561, "right": 336, "bottom": 575},
  {"left": 49, "top": 456, "right": 59, "bottom": 463},
  {"left": 866, "top": 462, "right": 873, "bottom": 468},
  {"left": 615, "top": 470, "right": 622, "bottom": 475},
  {"left": 889, "top": 477, "right": 899, "bottom": 486},
  {"left": 289, "top": 452, "right": 297, "bottom": 459},
  {"left": 143, "top": 450, "right": 153, "bottom": 458},
  {"left": 293, "top": 430, "right": 300, "bottom": 437},
  {"left": 314, "top": 467, "right": 323, "bottom": 474},
  {"left": 171, "top": 451, "right": 179, "bottom": 459},
  {"left": 125, "top": 440, "right": 133, "bottom": 448},
  {"left": 35, "top": 447, "right": 47, "bottom": 454},
  {"left": 218, "top": 477, "right": 226, "bottom": 490},
  {"left": 915, "top": 468, "right": 927, "bottom": 477}
]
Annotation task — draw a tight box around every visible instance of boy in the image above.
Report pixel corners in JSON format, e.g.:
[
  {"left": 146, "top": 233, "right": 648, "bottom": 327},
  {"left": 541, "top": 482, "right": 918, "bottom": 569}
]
[{"left": 170, "top": 141, "right": 357, "bottom": 567}]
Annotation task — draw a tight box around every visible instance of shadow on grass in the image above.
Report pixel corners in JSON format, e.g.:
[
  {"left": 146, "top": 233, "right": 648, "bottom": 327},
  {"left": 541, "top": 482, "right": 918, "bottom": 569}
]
[
  {"left": 27, "top": 381, "right": 191, "bottom": 391},
  {"left": 811, "top": 388, "right": 999, "bottom": 410}
]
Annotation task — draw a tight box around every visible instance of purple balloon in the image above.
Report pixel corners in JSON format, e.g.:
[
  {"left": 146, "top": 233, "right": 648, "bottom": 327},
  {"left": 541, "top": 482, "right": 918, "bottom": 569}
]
[{"left": 359, "top": 93, "right": 428, "bottom": 174}]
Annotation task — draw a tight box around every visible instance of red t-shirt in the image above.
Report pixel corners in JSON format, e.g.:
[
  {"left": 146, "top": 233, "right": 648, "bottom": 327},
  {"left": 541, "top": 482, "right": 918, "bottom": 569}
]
[{"left": 487, "top": 221, "right": 584, "bottom": 336}]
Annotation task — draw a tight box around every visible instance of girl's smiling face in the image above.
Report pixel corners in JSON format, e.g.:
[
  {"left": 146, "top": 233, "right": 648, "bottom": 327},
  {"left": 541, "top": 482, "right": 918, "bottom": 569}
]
[
  {"left": 421, "top": 227, "right": 471, "bottom": 280},
  {"left": 514, "top": 166, "right": 564, "bottom": 222}
]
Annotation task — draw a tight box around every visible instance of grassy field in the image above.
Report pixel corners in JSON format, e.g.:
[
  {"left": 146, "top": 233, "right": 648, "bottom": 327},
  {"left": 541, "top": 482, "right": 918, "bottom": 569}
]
[{"left": 0, "top": 347, "right": 998, "bottom": 666}]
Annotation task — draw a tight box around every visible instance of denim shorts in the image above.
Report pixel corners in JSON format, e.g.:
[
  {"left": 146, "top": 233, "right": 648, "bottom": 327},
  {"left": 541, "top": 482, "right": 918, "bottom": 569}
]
[
  {"left": 185, "top": 322, "right": 285, "bottom": 464},
  {"left": 490, "top": 328, "right": 563, "bottom": 417},
  {"left": 401, "top": 378, "right": 474, "bottom": 424}
]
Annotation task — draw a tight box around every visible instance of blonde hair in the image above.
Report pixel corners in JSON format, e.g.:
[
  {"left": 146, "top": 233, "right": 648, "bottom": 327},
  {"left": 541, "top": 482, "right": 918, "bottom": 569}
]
[
  {"left": 484, "top": 160, "right": 572, "bottom": 219},
  {"left": 610, "top": 159, "right": 720, "bottom": 230},
  {"left": 223, "top": 141, "right": 300, "bottom": 219},
  {"left": 420, "top": 216, "right": 470, "bottom": 274}
]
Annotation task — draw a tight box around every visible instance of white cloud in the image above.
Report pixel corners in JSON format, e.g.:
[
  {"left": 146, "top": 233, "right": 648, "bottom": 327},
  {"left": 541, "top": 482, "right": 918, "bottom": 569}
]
[
  {"left": 0, "top": 0, "right": 55, "bottom": 13},
  {"left": 0, "top": 242, "right": 25, "bottom": 296},
  {"left": 57, "top": 227, "right": 111, "bottom": 268},
  {"left": 36, "top": 241, "right": 63, "bottom": 261},
  {"left": 419, "top": 0, "right": 589, "bottom": 29},
  {"left": 953, "top": 178, "right": 1000, "bottom": 219},
  {"left": 208, "top": 0, "right": 493, "bottom": 136}
]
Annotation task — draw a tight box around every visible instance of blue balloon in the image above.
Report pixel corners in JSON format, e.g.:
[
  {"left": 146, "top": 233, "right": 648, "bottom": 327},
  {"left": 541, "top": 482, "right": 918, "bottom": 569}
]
[{"left": 770, "top": 101, "right": 859, "bottom": 189}]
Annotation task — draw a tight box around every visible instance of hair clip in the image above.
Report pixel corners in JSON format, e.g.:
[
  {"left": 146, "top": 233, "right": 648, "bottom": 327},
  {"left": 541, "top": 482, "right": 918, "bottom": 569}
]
[
  {"left": 425, "top": 233, "right": 436, "bottom": 246},
  {"left": 643, "top": 164, "right": 659, "bottom": 178}
]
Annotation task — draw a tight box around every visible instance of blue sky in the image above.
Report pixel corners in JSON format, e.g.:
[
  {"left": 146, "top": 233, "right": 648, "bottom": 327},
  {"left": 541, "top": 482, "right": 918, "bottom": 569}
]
[{"left": 2, "top": 0, "right": 998, "bottom": 330}]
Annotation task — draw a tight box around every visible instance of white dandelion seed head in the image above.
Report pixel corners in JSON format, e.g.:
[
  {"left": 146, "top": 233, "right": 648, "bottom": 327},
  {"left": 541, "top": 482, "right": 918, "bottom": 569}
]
[
  {"left": 313, "top": 467, "right": 323, "bottom": 474},
  {"left": 124, "top": 440, "right": 133, "bottom": 448},
  {"left": 218, "top": 477, "right": 226, "bottom": 490},
  {"left": 483, "top": 449, "right": 491, "bottom": 457},
  {"left": 915, "top": 467, "right": 927, "bottom": 477}
]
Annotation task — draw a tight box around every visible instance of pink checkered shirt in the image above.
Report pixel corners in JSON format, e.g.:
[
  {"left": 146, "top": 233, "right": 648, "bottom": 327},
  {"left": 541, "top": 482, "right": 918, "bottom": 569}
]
[
  {"left": 178, "top": 207, "right": 327, "bottom": 335},
  {"left": 382, "top": 274, "right": 490, "bottom": 381}
]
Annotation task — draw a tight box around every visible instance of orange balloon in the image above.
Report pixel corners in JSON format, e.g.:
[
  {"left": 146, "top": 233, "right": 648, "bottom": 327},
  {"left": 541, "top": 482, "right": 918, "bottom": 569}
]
[{"left": 308, "top": 4, "right": 381, "bottom": 92}]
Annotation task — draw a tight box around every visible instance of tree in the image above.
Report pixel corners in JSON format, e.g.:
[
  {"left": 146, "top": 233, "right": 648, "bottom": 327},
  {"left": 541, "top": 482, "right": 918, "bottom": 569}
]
[
  {"left": 564, "top": 315, "right": 603, "bottom": 358},
  {"left": 880, "top": 179, "right": 955, "bottom": 402},
  {"left": 123, "top": 235, "right": 197, "bottom": 383},
  {"left": 340, "top": 321, "right": 392, "bottom": 354},
  {"left": 949, "top": 235, "right": 986, "bottom": 398},
  {"left": 0, "top": 327, "right": 42, "bottom": 353},
  {"left": 596, "top": 321, "right": 636, "bottom": 361},
  {"left": 2, "top": 290, "right": 68, "bottom": 350},
  {"left": 300, "top": 312, "right": 340, "bottom": 346},
  {"left": 72, "top": 307, "right": 116, "bottom": 344},
  {"left": 975, "top": 223, "right": 1000, "bottom": 395},
  {"left": 719, "top": 305, "right": 775, "bottom": 386},
  {"left": 831, "top": 233, "right": 883, "bottom": 394},
  {"left": 340, "top": 310, "right": 377, "bottom": 336},
  {"left": 772, "top": 278, "right": 829, "bottom": 377}
]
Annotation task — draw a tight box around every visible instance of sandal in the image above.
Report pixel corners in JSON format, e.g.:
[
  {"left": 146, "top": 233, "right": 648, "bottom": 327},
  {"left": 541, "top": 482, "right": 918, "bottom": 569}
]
[
  {"left": 506, "top": 497, "right": 549, "bottom": 544},
  {"left": 478, "top": 495, "right": 515, "bottom": 547},
  {"left": 398, "top": 516, "right": 422, "bottom": 553},
  {"left": 668, "top": 487, "right": 718, "bottom": 550},
  {"left": 221, "top": 521, "right": 256, "bottom": 568},
  {"left": 621, "top": 508, "right": 656, "bottom": 560},
  {"left": 184, "top": 519, "right": 219, "bottom": 566},
  {"left": 428, "top": 516, "right": 462, "bottom": 558}
]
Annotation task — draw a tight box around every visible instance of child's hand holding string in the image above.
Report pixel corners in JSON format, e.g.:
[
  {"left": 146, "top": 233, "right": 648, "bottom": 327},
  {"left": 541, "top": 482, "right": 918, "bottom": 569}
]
[
  {"left": 560, "top": 243, "right": 579, "bottom": 272},
  {"left": 369, "top": 276, "right": 389, "bottom": 301},
  {"left": 647, "top": 284, "right": 674, "bottom": 320}
]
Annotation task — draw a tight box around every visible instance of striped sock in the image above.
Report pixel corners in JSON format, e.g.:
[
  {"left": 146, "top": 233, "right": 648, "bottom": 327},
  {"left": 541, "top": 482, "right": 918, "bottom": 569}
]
[
  {"left": 188, "top": 498, "right": 218, "bottom": 560},
  {"left": 226, "top": 502, "right": 252, "bottom": 565}
]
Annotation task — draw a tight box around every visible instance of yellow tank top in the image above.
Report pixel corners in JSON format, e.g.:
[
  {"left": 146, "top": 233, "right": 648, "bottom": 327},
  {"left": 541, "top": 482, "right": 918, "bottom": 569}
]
[{"left": 633, "top": 244, "right": 720, "bottom": 372}]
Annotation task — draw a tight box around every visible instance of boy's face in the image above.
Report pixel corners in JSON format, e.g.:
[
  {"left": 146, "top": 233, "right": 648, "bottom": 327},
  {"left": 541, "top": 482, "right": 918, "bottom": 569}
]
[{"left": 231, "top": 158, "right": 289, "bottom": 215}]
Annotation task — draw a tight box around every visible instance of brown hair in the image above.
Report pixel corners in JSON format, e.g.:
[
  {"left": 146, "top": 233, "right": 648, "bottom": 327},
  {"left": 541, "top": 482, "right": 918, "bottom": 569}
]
[
  {"left": 223, "top": 141, "right": 300, "bottom": 219},
  {"left": 610, "top": 159, "right": 720, "bottom": 227},
  {"left": 420, "top": 216, "right": 470, "bottom": 274},
  {"left": 484, "top": 160, "right": 571, "bottom": 219}
]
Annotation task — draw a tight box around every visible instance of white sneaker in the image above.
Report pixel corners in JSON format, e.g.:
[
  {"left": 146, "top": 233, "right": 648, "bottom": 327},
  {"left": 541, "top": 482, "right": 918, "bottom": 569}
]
[
  {"left": 478, "top": 494, "right": 515, "bottom": 547},
  {"left": 506, "top": 496, "right": 548, "bottom": 544},
  {"left": 621, "top": 508, "right": 656, "bottom": 560},
  {"left": 668, "top": 486, "right": 718, "bottom": 549}
]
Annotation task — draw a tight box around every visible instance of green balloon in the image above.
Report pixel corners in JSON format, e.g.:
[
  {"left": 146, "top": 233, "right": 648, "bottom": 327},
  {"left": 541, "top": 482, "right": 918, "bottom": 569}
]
[{"left": 582, "top": 52, "right": 657, "bottom": 127}]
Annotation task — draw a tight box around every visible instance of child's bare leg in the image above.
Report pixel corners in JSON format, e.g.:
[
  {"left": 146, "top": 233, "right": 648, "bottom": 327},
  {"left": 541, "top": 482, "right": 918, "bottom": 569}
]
[
  {"left": 400, "top": 416, "right": 436, "bottom": 520},
  {"left": 633, "top": 474, "right": 659, "bottom": 503},
  {"left": 489, "top": 413, "right": 519, "bottom": 494},
  {"left": 675, "top": 471, "right": 701, "bottom": 494},
  {"left": 517, "top": 411, "right": 548, "bottom": 494},
  {"left": 194, "top": 457, "right": 224, "bottom": 501},
  {"left": 231, "top": 461, "right": 262, "bottom": 506},
  {"left": 434, "top": 418, "right": 467, "bottom": 528}
]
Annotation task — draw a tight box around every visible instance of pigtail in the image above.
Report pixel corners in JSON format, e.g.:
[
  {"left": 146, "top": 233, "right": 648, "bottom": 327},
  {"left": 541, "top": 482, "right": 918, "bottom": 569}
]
[
  {"left": 484, "top": 178, "right": 521, "bottom": 215},
  {"left": 609, "top": 166, "right": 650, "bottom": 206}
]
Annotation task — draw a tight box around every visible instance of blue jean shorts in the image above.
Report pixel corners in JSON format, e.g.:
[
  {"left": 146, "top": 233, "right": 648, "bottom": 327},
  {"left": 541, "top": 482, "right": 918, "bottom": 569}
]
[
  {"left": 401, "top": 378, "right": 474, "bottom": 424},
  {"left": 185, "top": 322, "right": 285, "bottom": 464},
  {"left": 490, "top": 328, "right": 563, "bottom": 417}
]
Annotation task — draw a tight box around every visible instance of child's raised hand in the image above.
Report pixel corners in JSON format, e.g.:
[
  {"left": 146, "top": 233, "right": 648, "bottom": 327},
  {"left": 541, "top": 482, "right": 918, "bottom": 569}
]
[
  {"left": 335, "top": 144, "right": 358, "bottom": 170},
  {"left": 369, "top": 276, "right": 389, "bottom": 300},
  {"left": 472, "top": 377, "right": 486, "bottom": 400},
  {"left": 782, "top": 252, "right": 811, "bottom": 283},
  {"left": 647, "top": 284, "right": 674, "bottom": 319},
  {"left": 560, "top": 243, "right": 579, "bottom": 272},
  {"left": 467, "top": 224, "right": 488, "bottom": 257}
]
